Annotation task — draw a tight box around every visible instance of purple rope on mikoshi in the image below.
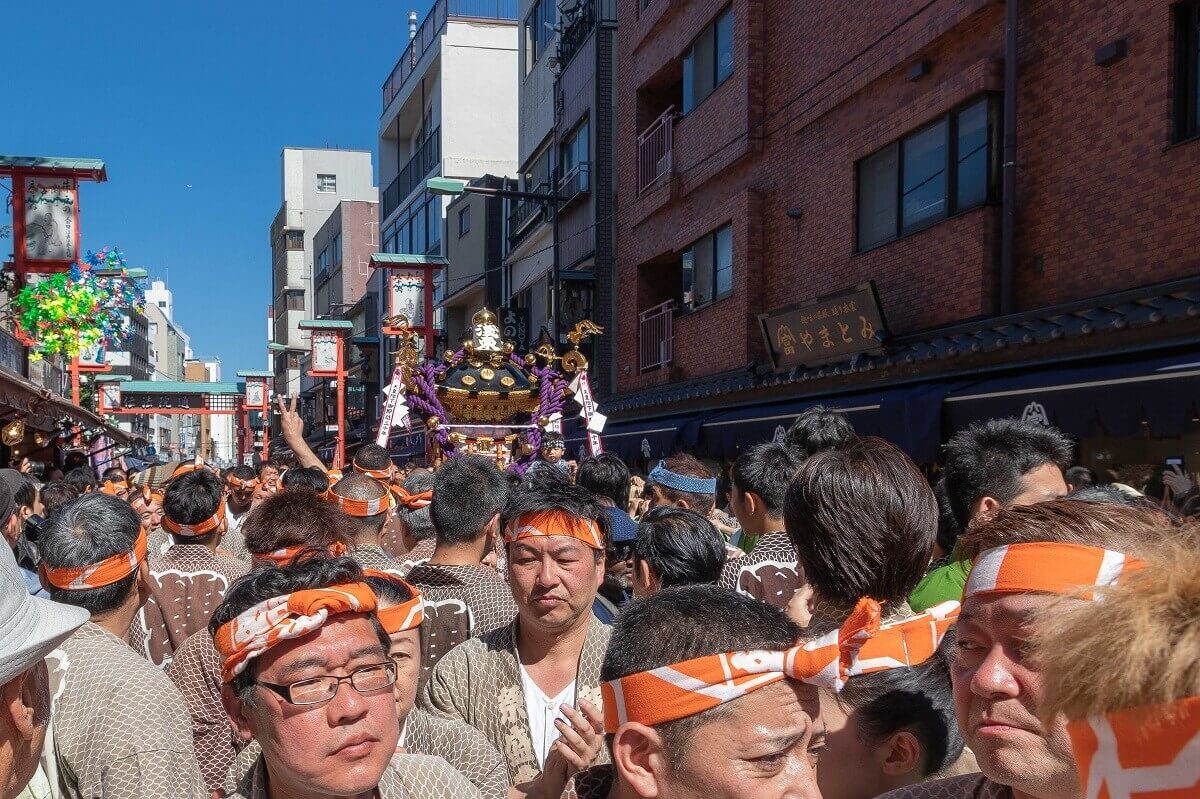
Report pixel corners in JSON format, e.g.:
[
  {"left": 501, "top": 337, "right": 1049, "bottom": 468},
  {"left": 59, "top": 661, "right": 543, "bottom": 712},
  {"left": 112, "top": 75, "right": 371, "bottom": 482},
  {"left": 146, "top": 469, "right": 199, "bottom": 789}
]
[{"left": 410, "top": 363, "right": 452, "bottom": 454}]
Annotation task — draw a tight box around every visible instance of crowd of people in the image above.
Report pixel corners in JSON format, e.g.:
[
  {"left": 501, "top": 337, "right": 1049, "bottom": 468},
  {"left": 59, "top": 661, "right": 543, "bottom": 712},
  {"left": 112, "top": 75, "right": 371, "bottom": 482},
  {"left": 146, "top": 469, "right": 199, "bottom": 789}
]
[{"left": 0, "top": 403, "right": 1197, "bottom": 799}]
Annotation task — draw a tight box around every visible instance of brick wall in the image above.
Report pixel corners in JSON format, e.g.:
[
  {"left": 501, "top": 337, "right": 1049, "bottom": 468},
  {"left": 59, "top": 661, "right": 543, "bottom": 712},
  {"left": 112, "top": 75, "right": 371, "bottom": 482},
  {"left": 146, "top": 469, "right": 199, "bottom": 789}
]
[{"left": 615, "top": 0, "right": 1200, "bottom": 396}]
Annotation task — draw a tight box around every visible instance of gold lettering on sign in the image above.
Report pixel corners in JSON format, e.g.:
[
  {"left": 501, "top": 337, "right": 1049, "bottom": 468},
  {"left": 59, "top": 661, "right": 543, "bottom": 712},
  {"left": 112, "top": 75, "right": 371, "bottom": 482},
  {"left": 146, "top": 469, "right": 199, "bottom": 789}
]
[
  {"left": 859, "top": 315, "right": 875, "bottom": 341},
  {"left": 777, "top": 324, "right": 798, "bottom": 356},
  {"left": 799, "top": 330, "right": 814, "bottom": 352},
  {"left": 837, "top": 321, "right": 853, "bottom": 343},
  {"left": 818, "top": 326, "right": 834, "bottom": 349}
]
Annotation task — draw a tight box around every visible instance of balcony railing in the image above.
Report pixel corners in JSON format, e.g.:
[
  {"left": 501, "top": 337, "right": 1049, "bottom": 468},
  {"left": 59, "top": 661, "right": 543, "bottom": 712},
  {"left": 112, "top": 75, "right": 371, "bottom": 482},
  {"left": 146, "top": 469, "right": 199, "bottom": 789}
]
[
  {"left": 382, "top": 128, "right": 441, "bottom": 220},
  {"left": 558, "top": 162, "right": 591, "bottom": 208},
  {"left": 639, "top": 299, "right": 676, "bottom": 372},
  {"left": 507, "top": 181, "right": 549, "bottom": 250},
  {"left": 638, "top": 106, "right": 676, "bottom": 194},
  {"left": 381, "top": 0, "right": 518, "bottom": 113}
]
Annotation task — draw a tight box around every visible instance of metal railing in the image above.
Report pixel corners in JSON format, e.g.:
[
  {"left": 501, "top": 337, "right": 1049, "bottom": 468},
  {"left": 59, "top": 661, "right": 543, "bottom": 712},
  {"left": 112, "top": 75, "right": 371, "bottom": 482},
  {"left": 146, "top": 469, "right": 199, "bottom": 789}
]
[
  {"left": 381, "top": 0, "right": 518, "bottom": 113},
  {"left": 639, "top": 299, "right": 676, "bottom": 372},
  {"left": 558, "top": 162, "right": 591, "bottom": 206},
  {"left": 638, "top": 106, "right": 676, "bottom": 194},
  {"left": 382, "top": 128, "right": 441, "bottom": 220},
  {"left": 507, "top": 181, "right": 550, "bottom": 250}
]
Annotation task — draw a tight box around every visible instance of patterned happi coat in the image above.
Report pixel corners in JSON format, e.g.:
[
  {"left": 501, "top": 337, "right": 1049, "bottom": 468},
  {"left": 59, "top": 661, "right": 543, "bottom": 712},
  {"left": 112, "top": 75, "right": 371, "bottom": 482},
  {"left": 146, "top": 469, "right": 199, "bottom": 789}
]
[
  {"left": 46, "top": 622, "right": 208, "bottom": 799},
  {"left": 165, "top": 629, "right": 243, "bottom": 793},
  {"left": 419, "top": 616, "right": 612, "bottom": 786},
  {"left": 404, "top": 563, "right": 519, "bottom": 681},
  {"left": 718, "top": 530, "right": 807, "bottom": 611},
  {"left": 877, "top": 774, "right": 1011, "bottom": 799},
  {"left": 130, "top": 544, "right": 247, "bottom": 668},
  {"left": 221, "top": 751, "right": 483, "bottom": 799}
]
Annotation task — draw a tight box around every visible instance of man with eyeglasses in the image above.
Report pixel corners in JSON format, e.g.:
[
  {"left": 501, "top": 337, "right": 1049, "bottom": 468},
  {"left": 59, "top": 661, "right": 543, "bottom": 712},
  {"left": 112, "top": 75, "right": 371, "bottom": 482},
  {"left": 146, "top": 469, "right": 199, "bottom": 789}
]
[{"left": 211, "top": 555, "right": 481, "bottom": 798}]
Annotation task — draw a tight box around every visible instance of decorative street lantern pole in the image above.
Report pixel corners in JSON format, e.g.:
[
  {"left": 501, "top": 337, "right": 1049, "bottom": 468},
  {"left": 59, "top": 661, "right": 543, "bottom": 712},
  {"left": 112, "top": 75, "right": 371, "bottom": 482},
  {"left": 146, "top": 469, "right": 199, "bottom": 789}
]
[{"left": 299, "top": 320, "right": 353, "bottom": 468}]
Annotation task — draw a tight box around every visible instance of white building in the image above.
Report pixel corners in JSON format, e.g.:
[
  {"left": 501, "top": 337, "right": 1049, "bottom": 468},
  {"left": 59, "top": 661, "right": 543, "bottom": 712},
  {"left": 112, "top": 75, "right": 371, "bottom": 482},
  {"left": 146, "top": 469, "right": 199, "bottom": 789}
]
[
  {"left": 376, "top": 1, "right": 519, "bottom": 362},
  {"left": 269, "top": 148, "right": 375, "bottom": 401},
  {"left": 144, "top": 279, "right": 193, "bottom": 458}
]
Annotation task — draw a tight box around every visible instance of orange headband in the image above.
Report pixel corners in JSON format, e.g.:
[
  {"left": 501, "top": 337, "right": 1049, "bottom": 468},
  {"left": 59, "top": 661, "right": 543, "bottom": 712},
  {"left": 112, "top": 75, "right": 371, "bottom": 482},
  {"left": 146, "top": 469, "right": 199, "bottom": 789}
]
[
  {"left": 42, "top": 528, "right": 148, "bottom": 591},
  {"left": 362, "top": 570, "right": 425, "bottom": 634},
  {"left": 226, "top": 475, "right": 259, "bottom": 491},
  {"left": 392, "top": 486, "right": 433, "bottom": 510},
  {"left": 324, "top": 488, "right": 396, "bottom": 518},
  {"left": 354, "top": 464, "right": 392, "bottom": 480},
  {"left": 964, "top": 542, "right": 1146, "bottom": 601},
  {"left": 129, "top": 485, "right": 163, "bottom": 509},
  {"left": 99, "top": 479, "right": 128, "bottom": 496},
  {"left": 162, "top": 503, "right": 227, "bottom": 537},
  {"left": 171, "top": 461, "right": 212, "bottom": 479},
  {"left": 1066, "top": 695, "right": 1199, "bottom": 799},
  {"left": 255, "top": 541, "right": 349, "bottom": 567},
  {"left": 326, "top": 469, "right": 344, "bottom": 486},
  {"left": 213, "top": 582, "right": 377, "bottom": 683},
  {"left": 506, "top": 509, "right": 604, "bottom": 551},
  {"left": 601, "top": 598, "right": 959, "bottom": 732}
]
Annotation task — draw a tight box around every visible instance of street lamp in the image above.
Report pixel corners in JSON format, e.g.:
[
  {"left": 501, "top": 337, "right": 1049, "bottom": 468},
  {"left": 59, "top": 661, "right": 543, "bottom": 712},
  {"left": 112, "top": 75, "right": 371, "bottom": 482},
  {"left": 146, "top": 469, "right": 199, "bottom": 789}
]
[
  {"left": 426, "top": 176, "right": 563, "bottom": 345},
  {"left": 298, "top": 319, "right": 353, "bottom": 468}
]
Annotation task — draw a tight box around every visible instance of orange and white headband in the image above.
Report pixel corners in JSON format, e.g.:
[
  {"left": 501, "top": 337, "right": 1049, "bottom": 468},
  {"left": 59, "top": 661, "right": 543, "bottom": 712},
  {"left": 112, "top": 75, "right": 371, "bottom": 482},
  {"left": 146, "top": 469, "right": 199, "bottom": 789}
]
[
  {"left": 326, "top": 469, "right": 344, "bottom": 485},
  {"left": 1066, "top": 695, "right": 1199, "bottom": 799},
  {"left": 254, "top": 541, "right": 349, "bottom": 567},
  {"left": 162, "top": 503, "right": 227, "bottom": 537},
  {"left": 325, "top": 488, "right": 396, "bottom": 517},
  {"left": 964, "top": 542, "right": 1146, "bottom": 601},
  {"left": 99, "top": 479, "right": 128, "bottom": 496},
  {"left": 362, "top": 570, "right": 425, "bottom": 634},
  {"left": 226, "top": 475, "right": 259, "bottom": 491},
  {"left": 213, "top": 582, "right": 377, "bottom": 683},
  {"left": 392, "top": 486, "right": 433, "bottom": 510},
  {"left": 129, "top": 485, "right": 163, "bottom": 509},
  {"left": 505, "top": 510, "right": 604, "bottom": 551},
  {"left": 41, "top": 528, "right": 148, "bottom": 591},
  {"left": 601, "top": 598, "right": 959, "bottom": 732},
  {"left": 354, "top": 464, "right": 392, "bottom": 481},
  {"left": 172, "top": 461, "right": 212, "bottom": 479}
]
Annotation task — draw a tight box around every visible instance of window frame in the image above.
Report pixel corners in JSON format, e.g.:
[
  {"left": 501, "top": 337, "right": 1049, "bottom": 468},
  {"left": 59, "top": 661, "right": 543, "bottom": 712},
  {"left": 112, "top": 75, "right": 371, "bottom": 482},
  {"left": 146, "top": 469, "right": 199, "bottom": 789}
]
[
  {"left": 1174, "top": 2, "right": 1200, "bottom": 143},
  {"left": 316, "top": 173, "right": 337, "bottom": 193},
  {"left": 523, "top": 0, "right": 558, "bottom": 76},
  {"left": 680, "top": 223, "right": 734, "bottom": 312},
  {"left": 332, "top": 233, "right": 342, "bottom": 267},
  {"left": 458, "top": 205, "right": 471, "bottom": 237},
  {"left": 682, "top": 6, "right": 734, "bottom": 115},
  {"left": 285, "top": 290, "right": 305, "bottom": 312},
  {"left": 855, "top": 94, "right": 1001, "bottom": 253}
]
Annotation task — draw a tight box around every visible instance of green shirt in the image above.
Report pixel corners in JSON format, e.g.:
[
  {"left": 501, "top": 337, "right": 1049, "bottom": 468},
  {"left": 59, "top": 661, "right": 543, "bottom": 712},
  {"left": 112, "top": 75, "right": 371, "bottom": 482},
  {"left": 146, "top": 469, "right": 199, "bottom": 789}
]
[{"left": 909, "top": 557, "right": 972, "bottom": 612}]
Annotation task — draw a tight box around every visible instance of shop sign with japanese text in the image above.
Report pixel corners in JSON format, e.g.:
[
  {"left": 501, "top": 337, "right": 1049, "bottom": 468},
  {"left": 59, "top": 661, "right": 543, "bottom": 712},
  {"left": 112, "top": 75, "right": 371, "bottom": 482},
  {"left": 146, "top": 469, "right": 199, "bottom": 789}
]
[{"left": 758, "top": 282, "right": 887, "bottom": 370}]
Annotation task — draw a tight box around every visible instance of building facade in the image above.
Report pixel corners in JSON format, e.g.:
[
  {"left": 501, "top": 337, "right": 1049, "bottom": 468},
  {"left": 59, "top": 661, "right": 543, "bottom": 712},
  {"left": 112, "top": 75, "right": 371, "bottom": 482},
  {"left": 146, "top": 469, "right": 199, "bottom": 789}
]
[
  {"left": 607, "top": 0, "right": 1200, "bottom": 470},
  {"left": 145, "top": 280, "right": 192, "bottom": 458},
  {"left": 269, "top": 148, "right": 375, "bottom": 401}
]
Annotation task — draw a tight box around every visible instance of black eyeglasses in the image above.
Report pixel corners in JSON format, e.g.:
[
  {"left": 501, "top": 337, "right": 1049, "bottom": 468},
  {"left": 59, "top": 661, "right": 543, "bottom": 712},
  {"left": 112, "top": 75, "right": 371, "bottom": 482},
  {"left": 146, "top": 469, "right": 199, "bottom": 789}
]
[
  {"left": 607, "top": 542, "right": 634, "bottom": 562},
  {"left": 256, "top": 661, "right": 398, "bottom": 706}
]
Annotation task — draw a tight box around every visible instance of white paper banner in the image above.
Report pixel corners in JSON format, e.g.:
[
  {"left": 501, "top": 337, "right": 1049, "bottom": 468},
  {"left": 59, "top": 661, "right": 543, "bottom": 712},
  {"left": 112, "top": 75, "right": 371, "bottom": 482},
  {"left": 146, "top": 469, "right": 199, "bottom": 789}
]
[
  {"left": 375, "top": 367, "right": 410, "bottom": 447},
  {"left": 569, "top": 372, "right": 604, "bottom": 455}
]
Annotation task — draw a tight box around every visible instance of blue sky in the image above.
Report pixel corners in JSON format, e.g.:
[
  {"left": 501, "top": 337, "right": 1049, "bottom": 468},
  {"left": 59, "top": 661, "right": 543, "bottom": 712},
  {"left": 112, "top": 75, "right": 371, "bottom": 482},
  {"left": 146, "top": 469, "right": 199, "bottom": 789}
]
[{"left": 2, "top": 0, "right": 433, "bottom": 377}]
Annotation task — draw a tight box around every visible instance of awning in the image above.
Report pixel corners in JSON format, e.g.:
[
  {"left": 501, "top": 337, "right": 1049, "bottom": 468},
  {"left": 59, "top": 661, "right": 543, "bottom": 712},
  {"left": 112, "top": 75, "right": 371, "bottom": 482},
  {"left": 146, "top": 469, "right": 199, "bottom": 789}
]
[
  {"left": 697, "top": 393, "right": 885, "bottom": 460},
  {"left": 0, "top": 364, "right": 136, "bottom": 445},
  {"left": 943, "top": 350, "right": 1200, "bottom": 438},
  {"left": 564, "top": 413, "right": 704, "bottom": 463}
]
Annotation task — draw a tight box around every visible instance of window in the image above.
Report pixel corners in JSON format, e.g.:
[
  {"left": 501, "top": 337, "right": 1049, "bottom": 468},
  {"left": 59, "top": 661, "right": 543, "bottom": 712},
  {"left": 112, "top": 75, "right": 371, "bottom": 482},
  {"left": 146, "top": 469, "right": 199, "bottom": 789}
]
[
  {"left": 316, "top": 174, "right": 337, "bottom": 193},
  {"left": 683, "top": 7, "right": 733, "bottom": 113},
  {"left": 560, "top": 120, "right": 590, "bottom": 191},
  {"left": 286, "top": 290, "right": 305, "bottom": 311},
  {"left": 459, "top": 205, "right": 471, "bottom": 237},
  {"left": 332, "top": 233, "right": 342, "bottom": 266},
  {"left": 1175, "top": 3, "right": 1200, "bottom": 141},
  {"left": 425, "top": 195, "right": 442, "bottom": 254},
  {"left": 317, "top": 247, "right": 330, "bottom": 277},
  {"left": 682, "top": 224, "right": 733, "bottom": 310},
  {"left": 856, "top": 96, "right": 999, "bottom": 251},
  {"left": 523, "top": 0, "right": 558, "bottom": 75}
]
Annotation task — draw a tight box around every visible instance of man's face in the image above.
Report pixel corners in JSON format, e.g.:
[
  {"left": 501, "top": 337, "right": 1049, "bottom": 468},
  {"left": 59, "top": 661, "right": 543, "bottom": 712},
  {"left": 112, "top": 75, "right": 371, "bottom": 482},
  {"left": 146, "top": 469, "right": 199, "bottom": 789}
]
[
  {"left": 137, "top": 501, "right": 164, "bottom": 533},
  {"left": 233, "top": 616, "right": 399, "bottom": 797},
  {"left": 259, "top": 466, "right": 280, "bottom": 485},
  {"left": 230, "top": 483, "right": 256, "bottom": 505},
  {"left": 1010, "top": 463, "right": 1068, "bottom": 508},
  {"left": 951, "top": 594, "right": 1077, "bottom": 798},
  {"left": 727, "top": 481, "right": 751, "bottom": 529},
  {"left": 385, "top": 628, "right": 422, "bottom": 727},
  {"left": 507, "top": 535, "right": 603, "bottom": 633},
  {"left": 659, "top": 681, "right": 825, "bottom": 799},
  {"left": 606, "top": 541, "right": 634, "bottom": 591}
]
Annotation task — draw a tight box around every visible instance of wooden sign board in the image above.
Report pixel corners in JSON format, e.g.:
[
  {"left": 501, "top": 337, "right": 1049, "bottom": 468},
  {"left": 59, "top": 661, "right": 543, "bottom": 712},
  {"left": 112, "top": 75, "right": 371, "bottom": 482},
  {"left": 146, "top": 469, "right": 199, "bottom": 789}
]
[{"left": 757, "top": 282, "right": 888, "bottom": 371}]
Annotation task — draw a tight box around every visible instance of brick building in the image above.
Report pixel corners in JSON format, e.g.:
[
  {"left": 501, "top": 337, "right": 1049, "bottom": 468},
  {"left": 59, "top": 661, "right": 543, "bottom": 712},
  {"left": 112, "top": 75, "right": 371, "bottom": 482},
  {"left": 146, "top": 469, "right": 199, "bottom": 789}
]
[{"left": 592, "top": 0, "right": 1200, "bottom": 471}]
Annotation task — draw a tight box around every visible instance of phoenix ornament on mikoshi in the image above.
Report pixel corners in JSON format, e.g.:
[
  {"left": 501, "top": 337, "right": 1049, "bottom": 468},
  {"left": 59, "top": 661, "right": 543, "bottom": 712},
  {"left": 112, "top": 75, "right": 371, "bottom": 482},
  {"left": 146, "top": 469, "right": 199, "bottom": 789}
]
[{"left": 376, "top": 308, "right": 606, "bottom": 471}]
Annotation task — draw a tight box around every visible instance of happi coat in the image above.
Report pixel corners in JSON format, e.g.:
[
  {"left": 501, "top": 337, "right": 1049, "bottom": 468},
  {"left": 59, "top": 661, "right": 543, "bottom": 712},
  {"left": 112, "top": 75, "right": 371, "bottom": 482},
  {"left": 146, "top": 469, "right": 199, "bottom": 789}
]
[
  {"left": 221, "top": 752, "right": 483, "bottom": 799},
  {"left": 46, "top": 622, "right": 207, "bottom": 799},
  {"left": 130, "top": 544, "right": 247, "bottom": 668},
  {"left": 165, "top": 628, "right": 244, "bottom": 793},
  {"left": 877, "top": 773, "right": 1011, "bottom": 799},
  {"left": 718, "top": 529, "right": 806, "bottom": 611},
  {"left": 404, "top": 562, "right": 519, "bottom": 680},
  {"left": 419, "top": 615, "right": 611, "bottom": 786}
]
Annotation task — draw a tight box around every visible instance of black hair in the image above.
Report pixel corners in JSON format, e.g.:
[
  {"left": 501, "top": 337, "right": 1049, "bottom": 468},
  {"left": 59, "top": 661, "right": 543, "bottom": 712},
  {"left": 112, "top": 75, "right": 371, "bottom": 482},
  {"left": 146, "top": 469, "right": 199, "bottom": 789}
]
[
  {"left": 502, "top": 470, "right": 610, "bottom": 557},
  {"left": 730, "top": 442, "right": 805, "bottom": 516},
  {"left": 101, "top": 467, "right": 126, "bottom": 481},
  {"left": 353, "top": 444, "right": 393, "bottom": 471},
  {"left": 398, "top": 470, "right": 436, "bottom": 542},
  {"left": 576, "top": 454, "right": 631, "bottom": 508},
  {"left": 40, "top": 482, "right": 80, "bottom": 519},
  {"left": 602, "top": 585, "right": 802, "bottom": 764},
  {"left": 837, "top": 633, "right": 964, "bottom": 776},
  {"left": 241, "top": 490, "right": 349, "bottom": 556},
  {"left": 210, "top": 557, "right": 389, "bottom": 706},
  {"left": 785, "top": 405, "right": 857, "bottom": 458},
  {"left": 541, "top": 433, "right": 565, "bottom": 449},
  {"left": 1067, "top": 484, "right": 1178, "bottom": 520},
  {"left": 784, "top": 437, "right": 936, "bottom": 606},
  {"left": 162, "top": 470, "right": 225, "bottom": 547},
  {"left": 63, "top": 467, "right": 97, "bottom": 493},
  {"left": 40, "top": 493, "right": 143, "bottom": 615},
  {"left": 633, "top": 507, "right": 726, "bottom": 589},
  {"left": 933, "top": 479, "right": 961, "bottom": 556},
  {"left": 1064, "top": 465, "right": 1097, "bottom": 492},
  {"left": 363, "top": 573, "right": 417, "bottom": 606},
  {"left": 942, "top": 418, "right": 1073, "bottom": 529},
  {"left": 256, "top": 459, "right": 283, "bottom": 478},
  {"left": 229, "top": 464, "right": 257, "bottom": 482},
  {"left": 13, "top": 476, "right": 37, "bottom": 512},
  {"left": 430, "top": 455, "right": 509, "bottom": 546},
  {"left": 281, "top": 466, "right": 331, "bottom": 492}
]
